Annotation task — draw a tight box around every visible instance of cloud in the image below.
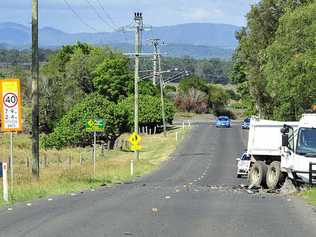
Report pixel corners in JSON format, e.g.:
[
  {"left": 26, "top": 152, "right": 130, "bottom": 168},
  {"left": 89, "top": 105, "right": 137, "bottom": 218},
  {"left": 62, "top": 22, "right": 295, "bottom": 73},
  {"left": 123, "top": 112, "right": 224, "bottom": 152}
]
[{"left": 183, "top": 8, "right": 224, "bottom": 21}]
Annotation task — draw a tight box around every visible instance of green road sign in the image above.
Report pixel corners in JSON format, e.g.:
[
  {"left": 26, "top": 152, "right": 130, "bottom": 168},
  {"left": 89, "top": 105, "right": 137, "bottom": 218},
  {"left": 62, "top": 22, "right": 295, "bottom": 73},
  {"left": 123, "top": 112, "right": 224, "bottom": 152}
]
[{"left": 85, "top": 119, "right": 105, "bottom": 132}]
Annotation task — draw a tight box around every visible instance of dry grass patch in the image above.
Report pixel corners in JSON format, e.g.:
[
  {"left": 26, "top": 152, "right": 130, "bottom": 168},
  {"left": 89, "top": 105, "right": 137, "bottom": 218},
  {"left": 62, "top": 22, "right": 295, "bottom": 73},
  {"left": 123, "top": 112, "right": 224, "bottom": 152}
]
[{"left": 0, "top": 126, "right": 189, "bottom": 206}]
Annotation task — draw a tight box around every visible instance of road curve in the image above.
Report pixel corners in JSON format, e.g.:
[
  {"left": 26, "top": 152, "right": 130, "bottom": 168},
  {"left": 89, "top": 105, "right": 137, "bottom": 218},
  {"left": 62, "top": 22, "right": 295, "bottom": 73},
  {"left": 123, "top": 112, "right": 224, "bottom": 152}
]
[{"left": 0, "top": 124, "right": 315, "bottom": 237}]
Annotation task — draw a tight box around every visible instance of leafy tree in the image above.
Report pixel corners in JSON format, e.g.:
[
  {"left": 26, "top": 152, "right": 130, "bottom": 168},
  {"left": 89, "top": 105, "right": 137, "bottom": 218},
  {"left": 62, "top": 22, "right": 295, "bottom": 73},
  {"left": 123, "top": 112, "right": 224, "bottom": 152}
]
[
  {"left": 138, "top": 80, "right": 160, "bottom": 96},
  {"left": 208, "top": 84, "right": 230, "bottom": 111},
  {"left": 231, "top": 0, "right": 312, "bottom": 117},
  {"left": 178, "top": 76, "right": 208, "bottom": 94},
  {"left": 93, "top": 53, "right": 132, "bottom": 102},
  {"left": 264, "top": 2, "right": 316, "bottom": 120},
  {"left": 118, "top": 95, "right": 175, "bottom": 129},
  {"left": 41, "top": 43, "right": 122, "bottom": 132},
  {"left": 42, "top": 94, "right": 127, "bottom": 149}
]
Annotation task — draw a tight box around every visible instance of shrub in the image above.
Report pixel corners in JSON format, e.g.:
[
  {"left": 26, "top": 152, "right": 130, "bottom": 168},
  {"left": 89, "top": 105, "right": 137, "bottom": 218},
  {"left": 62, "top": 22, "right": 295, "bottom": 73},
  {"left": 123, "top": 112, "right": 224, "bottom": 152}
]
[
  {"left": 42, "top": 93, "right": 128, "bottom": 149},
  {"left": 118, "top": 95, "right": 175, "bottom": 130},
  {"left": 175, "top": 88, "right": 208, "bottom": 113}
]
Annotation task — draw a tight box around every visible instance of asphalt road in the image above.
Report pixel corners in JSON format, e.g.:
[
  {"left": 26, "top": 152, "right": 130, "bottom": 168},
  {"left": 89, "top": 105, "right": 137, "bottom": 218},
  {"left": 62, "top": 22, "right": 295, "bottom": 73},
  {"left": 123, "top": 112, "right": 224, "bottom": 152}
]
[{"left": 0, "top": 124, "right": 315, "bottom": 237}]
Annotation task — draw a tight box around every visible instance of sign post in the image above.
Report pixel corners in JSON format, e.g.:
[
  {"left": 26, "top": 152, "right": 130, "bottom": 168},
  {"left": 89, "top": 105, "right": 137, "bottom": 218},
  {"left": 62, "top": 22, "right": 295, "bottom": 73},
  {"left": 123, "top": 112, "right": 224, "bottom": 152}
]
[
  {"left": 0, "top": 79, "right": 23, "bottom": 197},
  {"left": 128, "top": 132, "right": 142, "bottom": 175},
  {"left": 2, "top": 162, "right": 9, "bottom": 202},
  {"left": 85, "top": 119, "right": 105, "bottom": 179}
]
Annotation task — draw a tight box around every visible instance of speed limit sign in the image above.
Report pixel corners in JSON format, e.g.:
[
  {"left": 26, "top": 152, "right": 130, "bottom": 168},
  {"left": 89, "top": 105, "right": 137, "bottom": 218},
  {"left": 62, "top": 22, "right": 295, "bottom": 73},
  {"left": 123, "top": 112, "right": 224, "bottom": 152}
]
[
  {"left": 3, "top": 93, "right": 18, "bottom": 108},
  {"left": 0, "top": 79, "right": 22, "bottom": 132}
]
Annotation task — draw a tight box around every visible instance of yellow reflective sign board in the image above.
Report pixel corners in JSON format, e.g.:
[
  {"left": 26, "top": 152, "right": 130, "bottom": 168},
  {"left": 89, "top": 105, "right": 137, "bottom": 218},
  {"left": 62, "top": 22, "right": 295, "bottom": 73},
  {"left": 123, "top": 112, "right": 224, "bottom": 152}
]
[
  {"left": 128, "top": 132, "right": 142, "bottom": 151},
  {"left": 0, "top": 79, "right": 23, "bottom": 132}
]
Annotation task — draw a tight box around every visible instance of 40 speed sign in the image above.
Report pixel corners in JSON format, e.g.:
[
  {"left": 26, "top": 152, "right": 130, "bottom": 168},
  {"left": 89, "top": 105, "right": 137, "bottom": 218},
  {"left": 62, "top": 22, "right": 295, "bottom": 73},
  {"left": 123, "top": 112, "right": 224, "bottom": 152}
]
[{"left": 0, "top": 79, "right": 22, "bottom": 132}]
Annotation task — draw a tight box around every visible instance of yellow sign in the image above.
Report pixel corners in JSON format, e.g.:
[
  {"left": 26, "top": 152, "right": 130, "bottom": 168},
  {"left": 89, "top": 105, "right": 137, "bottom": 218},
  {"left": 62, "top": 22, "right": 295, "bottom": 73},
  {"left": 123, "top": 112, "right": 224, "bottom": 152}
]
[
  {"left": 0, "top": 79, "right": 22, "bottom": 132},
  {"left": 128, "top": 132, "right": 142, "bottom": 151}
]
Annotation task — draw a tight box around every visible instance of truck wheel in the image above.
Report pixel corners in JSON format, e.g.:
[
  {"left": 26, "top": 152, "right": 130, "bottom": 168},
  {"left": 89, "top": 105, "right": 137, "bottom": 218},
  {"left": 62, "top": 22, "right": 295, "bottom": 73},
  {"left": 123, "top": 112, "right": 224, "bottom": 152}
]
[
  {"left": 248, "top": 161, "right": 267, "bottom": 187},
  {"left": 266, "top": 161, "right": 284, "bottom": 190}
]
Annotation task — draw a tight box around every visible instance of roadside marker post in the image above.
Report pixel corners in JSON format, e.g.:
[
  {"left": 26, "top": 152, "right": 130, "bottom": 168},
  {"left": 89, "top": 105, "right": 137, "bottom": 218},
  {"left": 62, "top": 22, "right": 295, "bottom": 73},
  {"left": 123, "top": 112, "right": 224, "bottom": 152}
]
[
  {"left": 130, "top": 159, "right": 134, "bottom": 176},
  {"left": 2, "top": 162, "right": 9, "bottom": 202}
]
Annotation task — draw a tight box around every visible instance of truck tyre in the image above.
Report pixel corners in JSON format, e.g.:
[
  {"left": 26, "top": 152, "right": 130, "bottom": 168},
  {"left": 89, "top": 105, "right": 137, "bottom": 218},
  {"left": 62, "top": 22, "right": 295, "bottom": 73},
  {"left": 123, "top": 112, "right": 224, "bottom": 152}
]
[
  {"left": 248, "top": 161, "right": 268, "bottom": 187},
  {"left": 266, "top": 161, "right": 284, "bottom": 190}
]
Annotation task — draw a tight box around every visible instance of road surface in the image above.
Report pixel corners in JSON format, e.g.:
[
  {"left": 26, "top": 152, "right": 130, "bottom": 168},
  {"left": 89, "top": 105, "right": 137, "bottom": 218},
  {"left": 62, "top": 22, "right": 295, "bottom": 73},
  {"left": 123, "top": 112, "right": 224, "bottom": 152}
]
[{"left": 0, "top": 123, "right": 315, "bottom": 237}]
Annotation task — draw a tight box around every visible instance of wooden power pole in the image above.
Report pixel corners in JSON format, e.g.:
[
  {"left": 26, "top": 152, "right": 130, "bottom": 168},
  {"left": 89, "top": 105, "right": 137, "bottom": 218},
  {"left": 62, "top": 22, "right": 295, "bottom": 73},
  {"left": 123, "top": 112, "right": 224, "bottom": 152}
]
[
  {"left": 32, "top": 0, "right": 40, "bottom": 179},
  {"left": 134, "top": 12, "right": 143, "bottom": 160},
  {"left": 150, "top": 39, "right": 167, "bottom": 137}
]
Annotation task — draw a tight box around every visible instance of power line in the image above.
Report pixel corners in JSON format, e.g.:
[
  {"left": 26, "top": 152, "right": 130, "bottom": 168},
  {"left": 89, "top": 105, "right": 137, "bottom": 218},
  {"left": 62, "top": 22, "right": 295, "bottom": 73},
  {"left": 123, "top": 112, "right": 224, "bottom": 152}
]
[
  {"left": 85, "top": 0, "right": 116, "bottom": 31},
  {"left": 95, "top": 0, "right": 118, "bottom": 28},
  {"left": 63, "top": 0, "right": 98, "bottom": 32}
]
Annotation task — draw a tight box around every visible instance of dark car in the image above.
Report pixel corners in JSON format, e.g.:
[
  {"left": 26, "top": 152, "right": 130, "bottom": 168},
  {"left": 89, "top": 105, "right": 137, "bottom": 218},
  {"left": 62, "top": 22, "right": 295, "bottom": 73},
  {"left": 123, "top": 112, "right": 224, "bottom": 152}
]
[
  {"left": 215, "top": 116, "right": 231, "bottom": 128},
  {"left": 241, "top": 117, "right": 251, "bottom": 129}
]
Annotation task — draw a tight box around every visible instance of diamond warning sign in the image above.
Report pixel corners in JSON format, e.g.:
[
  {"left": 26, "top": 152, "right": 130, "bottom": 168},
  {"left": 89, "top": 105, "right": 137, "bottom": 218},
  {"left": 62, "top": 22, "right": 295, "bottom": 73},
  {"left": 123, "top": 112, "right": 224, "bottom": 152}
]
[{"left": 0, "top": 79, "right": 22, "bottom": 132}]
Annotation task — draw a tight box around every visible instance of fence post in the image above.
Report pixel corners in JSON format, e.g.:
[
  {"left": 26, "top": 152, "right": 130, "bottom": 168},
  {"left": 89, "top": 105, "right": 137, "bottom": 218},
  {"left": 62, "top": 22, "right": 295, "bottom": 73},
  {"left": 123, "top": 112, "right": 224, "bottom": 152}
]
[
  {"left": 80, "top": 153, "right": 83, "bottom": 165},
  {"left": 2, "top": 162, "right": 9, "bottom": 202}
]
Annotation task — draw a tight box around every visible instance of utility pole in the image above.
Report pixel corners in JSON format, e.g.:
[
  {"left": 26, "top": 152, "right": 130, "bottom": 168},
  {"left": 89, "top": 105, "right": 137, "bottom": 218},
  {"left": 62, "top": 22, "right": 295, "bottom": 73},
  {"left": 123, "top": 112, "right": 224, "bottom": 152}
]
[
  {"left": 134, "top": 12, "right": 143, "bottom": 160},
  {"left": 32, "top": 0, "right": 40, "bottom": 179},
  {"left": 152, "top": 46, "right": 158, "bottom": 86},
  {"left": 158, "top": 50, "right": 167, "bottom": 137},
  {"left": 120, "top": 13, "right": 151, "bottom": 151},
  {"left": 150, "top": 39, "right": 167, "bottom": 137}
]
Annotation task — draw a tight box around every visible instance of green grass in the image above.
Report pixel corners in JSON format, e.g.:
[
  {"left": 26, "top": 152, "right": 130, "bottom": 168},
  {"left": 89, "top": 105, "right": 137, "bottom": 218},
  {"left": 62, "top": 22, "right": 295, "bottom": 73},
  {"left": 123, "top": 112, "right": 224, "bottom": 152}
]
[
  {"left": 0, "top": 126, "right": 189, "bottom": 207},
  {"left": 302, "top": 188, "right": 316, "bottom": 206}
]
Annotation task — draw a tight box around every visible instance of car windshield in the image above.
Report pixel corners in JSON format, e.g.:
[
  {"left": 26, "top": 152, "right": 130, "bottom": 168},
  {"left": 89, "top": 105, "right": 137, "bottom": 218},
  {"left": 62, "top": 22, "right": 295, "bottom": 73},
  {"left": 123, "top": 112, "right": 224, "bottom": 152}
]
[
  {"left": 297, "top": 128, "right": 316, "bottom": 156},
  {"left": 244, "top": 118, "right": 250, "bottom": 123},
  {"left": 241, "top": 154, "right": 251, "bottom": 160},
  {"left": 219, "top": 117, "right": 228, "bottom": 121}
]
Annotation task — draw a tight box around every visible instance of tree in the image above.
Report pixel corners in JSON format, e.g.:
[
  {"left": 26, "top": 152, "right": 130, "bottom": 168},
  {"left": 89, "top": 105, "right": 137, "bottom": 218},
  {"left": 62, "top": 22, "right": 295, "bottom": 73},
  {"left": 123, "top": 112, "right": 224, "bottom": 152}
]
[
  {"left": 264, "top": 2, "right": 316, "bottom": 120},
  {"left": 231, "top": 0, "right": 312, "bottom": 117},
  {"left": 41, "top": 43, "right": 121, "bottom": 132},
  {"left": 118, "top": 95, "right": 175, "bottom": 129},
  {"left": 178, "top": 75, "right": 208, "bottom": 94},
  {"left": 93, "top": 53, "right": 132, "bottom": 102},
  {"left": 175, "top": 88, "right": 209, "bottom": 113},
  {"left": 42, "top": 93, "right": 127, "bottom": 149}
]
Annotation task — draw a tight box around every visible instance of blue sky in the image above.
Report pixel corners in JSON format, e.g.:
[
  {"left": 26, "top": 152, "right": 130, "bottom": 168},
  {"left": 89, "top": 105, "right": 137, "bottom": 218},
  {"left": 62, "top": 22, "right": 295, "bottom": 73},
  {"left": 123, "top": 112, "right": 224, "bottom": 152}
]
[{"left": 1, "top": 0, "right": 259, "bottom": 33}]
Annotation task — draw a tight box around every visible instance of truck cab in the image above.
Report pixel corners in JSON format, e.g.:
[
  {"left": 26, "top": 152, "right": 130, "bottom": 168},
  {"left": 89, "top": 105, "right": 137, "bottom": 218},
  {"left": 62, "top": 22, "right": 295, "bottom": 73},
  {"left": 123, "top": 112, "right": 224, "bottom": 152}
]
[{"left": 281, "top": 114, "right": 316, "bottom": 184}]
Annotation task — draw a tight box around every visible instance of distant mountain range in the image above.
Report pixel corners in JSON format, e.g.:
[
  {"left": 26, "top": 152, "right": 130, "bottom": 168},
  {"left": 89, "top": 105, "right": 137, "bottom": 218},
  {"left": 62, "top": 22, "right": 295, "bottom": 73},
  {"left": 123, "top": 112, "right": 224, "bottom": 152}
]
[{"left": 0, "top": 22, "right": 240, "bottom": 59}]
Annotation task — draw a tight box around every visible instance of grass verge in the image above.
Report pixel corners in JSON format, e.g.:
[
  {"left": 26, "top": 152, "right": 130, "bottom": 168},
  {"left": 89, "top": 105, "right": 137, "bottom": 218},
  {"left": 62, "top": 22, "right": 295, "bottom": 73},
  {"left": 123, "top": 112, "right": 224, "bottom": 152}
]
[
  {"left": 302, "top": 188, "right": 316, "bottom": 206},
  {"left": 0, "top": 126, "right": 189, "bottom": 207}
]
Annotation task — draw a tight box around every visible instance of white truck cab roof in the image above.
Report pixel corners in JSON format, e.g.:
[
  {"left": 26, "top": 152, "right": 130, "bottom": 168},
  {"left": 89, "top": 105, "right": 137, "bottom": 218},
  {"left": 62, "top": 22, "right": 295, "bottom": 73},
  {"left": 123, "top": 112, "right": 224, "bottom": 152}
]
[{"left": 299, "top": 114, "right": 316, "bottom": 128}]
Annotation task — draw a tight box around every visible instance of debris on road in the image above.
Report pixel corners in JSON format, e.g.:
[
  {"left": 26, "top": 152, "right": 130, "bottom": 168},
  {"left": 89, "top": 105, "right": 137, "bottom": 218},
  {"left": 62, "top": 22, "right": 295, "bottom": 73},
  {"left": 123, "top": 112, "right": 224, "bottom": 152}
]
[
  {"left": 151, "top": 208, "right": 160, "bottom": 216},
  {"left": 280, "top": 179, "right": 299, "bottom": 195}
]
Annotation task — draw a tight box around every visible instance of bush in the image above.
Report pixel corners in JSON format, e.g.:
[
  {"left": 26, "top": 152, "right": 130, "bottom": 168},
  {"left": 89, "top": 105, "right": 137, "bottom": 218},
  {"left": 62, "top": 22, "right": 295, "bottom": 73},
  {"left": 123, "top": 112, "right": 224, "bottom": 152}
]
[
  {"left": 118, "top": 95, "right": 175, "bottom": 129},
  {"left": 178, "top": 76, "right": 208, "bottom": 94},
  {"left": 175, "top": 88, "right": 208, "bottom": 113},
  {"left": 42, "top": 94, "right": 128, "bottom": 149}
]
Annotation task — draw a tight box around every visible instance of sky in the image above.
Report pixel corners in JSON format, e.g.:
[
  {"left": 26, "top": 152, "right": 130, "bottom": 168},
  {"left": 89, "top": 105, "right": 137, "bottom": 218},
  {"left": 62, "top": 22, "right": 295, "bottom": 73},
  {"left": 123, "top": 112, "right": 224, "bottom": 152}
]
[{"left": 1, "top": 0, "right": 259, "bottom": 33}]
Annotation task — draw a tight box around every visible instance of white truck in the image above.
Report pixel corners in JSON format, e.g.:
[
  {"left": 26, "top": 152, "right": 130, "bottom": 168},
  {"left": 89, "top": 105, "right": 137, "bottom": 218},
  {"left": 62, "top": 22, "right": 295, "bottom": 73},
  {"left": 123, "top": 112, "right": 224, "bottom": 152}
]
[{"left": 247, "top": 113, "right": 316, "bottom": 189}]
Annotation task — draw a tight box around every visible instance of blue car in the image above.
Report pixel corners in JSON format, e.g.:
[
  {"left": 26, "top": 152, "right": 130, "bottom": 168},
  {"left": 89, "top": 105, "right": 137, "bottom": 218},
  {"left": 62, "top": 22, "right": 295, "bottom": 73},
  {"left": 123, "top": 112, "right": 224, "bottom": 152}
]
[
  {"left": 241, "top": 117, "right": 251, "bottom": 129},
  {"left": 216, "top": 116, "right": 231, "bottom": 128}
]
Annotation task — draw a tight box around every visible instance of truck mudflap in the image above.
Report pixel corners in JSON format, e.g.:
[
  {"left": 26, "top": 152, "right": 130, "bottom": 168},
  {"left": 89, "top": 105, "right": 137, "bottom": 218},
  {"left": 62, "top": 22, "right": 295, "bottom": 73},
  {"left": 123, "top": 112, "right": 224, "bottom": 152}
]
[{"left": 292, "top": 163, "right": 316, "bottom": 185}]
